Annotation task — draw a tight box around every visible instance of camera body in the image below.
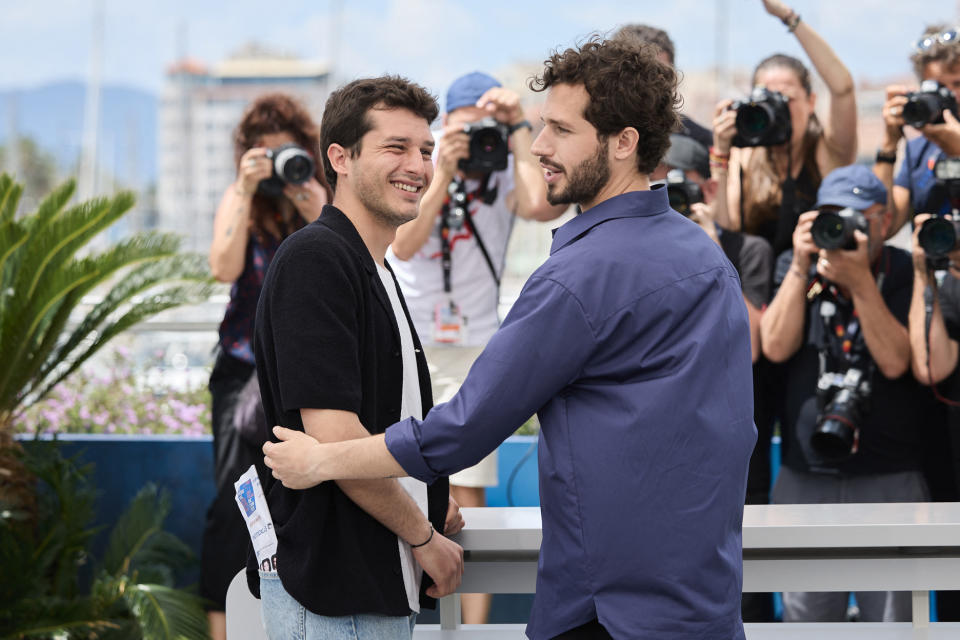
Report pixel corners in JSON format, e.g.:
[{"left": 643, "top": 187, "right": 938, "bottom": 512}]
[
  {"left": 811, "top": 207, "right": 868, "bottom": 250},
  {"left": 918, "top": 157, "right": 960, "bottom": 263},
  {"left": 812, "top": 367, "right": 869, "bottom": 464},
  {"left": 459, "top": 117, "right": 510, "bottom": 173},
  {"left": 665, "top": 169, "right": 704, "bottom": 217},
  {"left": 731, "top": 87, "right": 792, "bottom": 147},
  {"left": 257, "top": 144, "right": 315, "bottom": 197},
  {"left": 903, "top": 80, "right": 959, "bottom": 129}
]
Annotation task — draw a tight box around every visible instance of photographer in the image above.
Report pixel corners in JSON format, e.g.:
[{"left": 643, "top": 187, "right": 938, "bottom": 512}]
[
  {"left": 387, "top": 71, "right": 566, "bottom": 624},
  {"left": 203, "top": 93, "right": 329, "bottom": 640},
  {"left": 761, "top": 165, "right": 931, "bottom": 622},
  {"left": 878, "top": 23, "right": 960, "bottom": 235},
  {"left": 711, "top": 0, "right": 857, "bottom": 256},
  {"left": 908, "top": 212, "right": 960, "bottom": 621}
]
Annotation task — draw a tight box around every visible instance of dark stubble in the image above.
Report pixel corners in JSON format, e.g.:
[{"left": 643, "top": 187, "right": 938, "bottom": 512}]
[{"left": 546, "top": 136, "right": 611, "bottom": 207}]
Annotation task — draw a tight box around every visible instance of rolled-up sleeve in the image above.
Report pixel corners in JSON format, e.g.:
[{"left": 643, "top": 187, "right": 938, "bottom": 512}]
[{"left": 385, "top": 274, "right": 597, "bottom": 483}]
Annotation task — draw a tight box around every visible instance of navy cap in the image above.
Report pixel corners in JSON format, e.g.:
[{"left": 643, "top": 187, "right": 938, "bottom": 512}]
[
  {"left": 446, "top": 71, "right": 502, "bottom": 113},
  {"left": 663, "top": 134, "right": 710, "bottom": 181},
  {"left": 815, "top": 164, "right": 888, "bottom": 210}
]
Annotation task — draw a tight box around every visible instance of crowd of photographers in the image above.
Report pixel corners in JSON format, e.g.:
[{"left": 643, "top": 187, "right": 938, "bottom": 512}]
[
  {"left": 204, "top": 2, "right": 960, "bottom": 630},
  {"left": 635, "top": 0, "right": 960, "bottom": 625}
]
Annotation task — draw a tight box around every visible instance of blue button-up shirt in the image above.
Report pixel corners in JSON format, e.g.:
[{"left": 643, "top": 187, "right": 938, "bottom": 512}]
[{"left": 386, "top": 187, "right": 756, "bottom": 640}]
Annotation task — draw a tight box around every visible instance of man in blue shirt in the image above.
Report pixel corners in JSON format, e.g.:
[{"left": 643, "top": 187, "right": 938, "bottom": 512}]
[
  {"left": 263, "top": 38, "right": 756, "bottom": 640},
  {"left": 876, "top": 22, "right": 960, "bottom": 234}
]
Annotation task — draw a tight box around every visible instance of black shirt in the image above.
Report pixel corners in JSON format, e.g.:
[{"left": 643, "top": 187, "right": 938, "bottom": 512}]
[
  {"left": 773, "top": 246, "right": 933, "bottom": 475},
  {"left": 718, "top": 229, "right": 773, "bottom": 309},
  {"left": 249, "top": 205, "right": 449, "bottom": 615}
]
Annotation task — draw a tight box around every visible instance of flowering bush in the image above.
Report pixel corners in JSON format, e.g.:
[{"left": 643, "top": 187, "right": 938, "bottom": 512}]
[{"left": 15, "top": 346, "right": 211, "bottom": 437}]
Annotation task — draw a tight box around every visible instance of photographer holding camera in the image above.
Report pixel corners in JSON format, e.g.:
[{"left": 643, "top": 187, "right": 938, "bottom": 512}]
[
  {"left": 878, "top": 23, "right": 960, "bottom": 235},
  {"left": 761, "top": 164, "right": 931, "bottom": 622},
  {"left": 387, "top": 71, "right": 565, "bottom": 624},
  {"left": 204, "top": 93, "right": 329, "bottom": 640},
  {"left": 711, "top": 0, "right": 857, "bottom": 256}
]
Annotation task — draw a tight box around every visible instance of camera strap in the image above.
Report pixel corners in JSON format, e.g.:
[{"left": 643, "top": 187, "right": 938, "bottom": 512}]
[
  {"left": 439, "top": 174, "right": 500, "bottom": 294},
  {"left": 815, "top": 249, "right": 889, "bottom": 373}
]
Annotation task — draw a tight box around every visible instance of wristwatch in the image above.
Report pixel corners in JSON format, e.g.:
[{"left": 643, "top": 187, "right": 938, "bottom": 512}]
[
  {"left": 508, "top": 120, "right": 533, "bottom": 135},
  {"left": 875, "top": 150, "right": 897, "bottom": 164}
]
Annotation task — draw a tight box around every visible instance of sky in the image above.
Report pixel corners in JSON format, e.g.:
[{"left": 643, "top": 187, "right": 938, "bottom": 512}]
[{"left": 1, "top": 0, "right": 957, "bottom": 101}]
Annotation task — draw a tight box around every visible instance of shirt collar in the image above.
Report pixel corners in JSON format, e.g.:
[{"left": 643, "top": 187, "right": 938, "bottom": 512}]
[
  {"left": 550, "top": 185, "right": 670, "bottom": 255},
  {"left": 316, "top": 204, "right": 379, "bottom": 275}
]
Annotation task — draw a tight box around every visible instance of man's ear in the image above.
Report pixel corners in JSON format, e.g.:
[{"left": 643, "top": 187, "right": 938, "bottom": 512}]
[
  {"left": 613, "top": 127, "right": 639, "bottom": 161},
  {"left": 327, "top": 143, "right": 350, "bottom": 181}
]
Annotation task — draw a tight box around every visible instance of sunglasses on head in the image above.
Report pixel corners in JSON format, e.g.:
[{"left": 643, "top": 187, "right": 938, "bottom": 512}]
[{"left": 915, "top": 28, "right": 960, "bottom": 52}]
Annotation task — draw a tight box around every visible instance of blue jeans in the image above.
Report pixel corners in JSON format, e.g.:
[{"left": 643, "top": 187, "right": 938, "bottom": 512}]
[{"left": 259, "top": 571, "right": 417, "bottom": 640}]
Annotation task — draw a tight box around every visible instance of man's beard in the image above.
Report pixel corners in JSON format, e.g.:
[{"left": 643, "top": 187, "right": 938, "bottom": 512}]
[
  {"left": 354, "top": 167, "right": 418, "bottom": 228},
  {"left": 546, "top": 137, "right": 611, "bottom": 207}
]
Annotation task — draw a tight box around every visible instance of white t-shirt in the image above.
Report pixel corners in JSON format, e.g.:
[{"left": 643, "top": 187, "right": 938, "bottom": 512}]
[
  {"left": 388, "top": 155, "right": 516, "bottom": 346},
  {"left": 375, "top": 262, "right": 428, "bottom": 613}
]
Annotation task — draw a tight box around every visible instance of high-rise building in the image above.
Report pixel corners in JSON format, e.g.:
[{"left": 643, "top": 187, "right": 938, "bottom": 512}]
[{"left": 157, "top": 46, "right": 329, "bottom": 253}]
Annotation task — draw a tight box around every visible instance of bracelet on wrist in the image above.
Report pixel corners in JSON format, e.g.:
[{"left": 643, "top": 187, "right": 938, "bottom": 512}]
[
  {"left": 784, "top": 12, "right": 802, "bottom": 33},
  {"left": 508, "top": 120, "right": 533, "bottom": 135},
  {"left": 875, "top": 149, "right": 897, "bottom": 165},
  {"left": 410, "top": 523, "right": 434, "bottom": 549},
  {"left": 709, "top": 159, "right": 730, "bottom": 171},
  {"left": 708, "top": 146, "right": 730, "bottom": 159},
  {"left": 789, "top": 265, "right": 808, "bottom": 280}
]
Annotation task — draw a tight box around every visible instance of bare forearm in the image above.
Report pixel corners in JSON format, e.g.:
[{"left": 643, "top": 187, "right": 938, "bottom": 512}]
[
  {"left": 909, "top": 272, "right": 959, "bottom": 384},
  {"left": 392, "top": 169, "right": 452, "bottom": 260},
  {"left": 852, "top": 284, "right": 910, "bottom": 379},
  {"left": 336, "top": 474, "right": 430, "bottom": 545},
  {"left": 710, "top": 168, "right": 734, "bottom": 229},
  {"left": 792, "top": 22, "right": 853, "bottom": 99},
  {"left": 761, "top": 268, "right": 807, "bottom": 361},
  {"left": 209, "top": 187, "right": 252, "bottom": 282}
]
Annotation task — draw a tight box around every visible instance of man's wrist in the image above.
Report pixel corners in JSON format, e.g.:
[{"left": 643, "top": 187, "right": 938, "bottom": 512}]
[
  {"left": 508, "top": 120, "right": 533, "bottom": 136},
  {"left": 410, "top": 522, "right": 434, "bottom": 548}
]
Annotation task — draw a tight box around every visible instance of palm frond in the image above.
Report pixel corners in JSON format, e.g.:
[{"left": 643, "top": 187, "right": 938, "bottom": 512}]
[
  {"left": 122, "top": 583, "right": 210, "bottom": 640},
  {"left": 0, "top": 174, "right": 22, "bottom": 224}
]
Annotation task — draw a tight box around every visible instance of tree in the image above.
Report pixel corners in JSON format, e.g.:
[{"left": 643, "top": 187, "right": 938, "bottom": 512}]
[{"left": 0, "top": 173, "right": 214, "bottom": 513}]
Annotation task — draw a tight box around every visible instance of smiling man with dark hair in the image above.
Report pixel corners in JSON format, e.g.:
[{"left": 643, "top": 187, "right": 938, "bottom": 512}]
[{"left": 263, "top": 40, "right": 755, "bottom": 640}]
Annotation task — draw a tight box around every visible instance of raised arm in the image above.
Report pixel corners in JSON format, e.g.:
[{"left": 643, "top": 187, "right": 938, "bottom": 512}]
[
  {"left": 761, "top": 0, "right": 857, "bottom": 167},
  {"left": 209, "top": 148, "right": 270, "bottom": 282},
  {"left": 761, "top": 212, "right": 817, "bottom": 361}
]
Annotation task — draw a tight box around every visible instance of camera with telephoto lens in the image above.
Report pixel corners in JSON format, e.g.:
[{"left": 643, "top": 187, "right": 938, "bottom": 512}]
[
  {"left": 459, "top": 117, "right": 509, "bottom": 173},
  {"left": 811, "top": 207, "right": 868, "bottom": 250},
  {"left": 256, "top": 144, "right": 315, "bottom": 197},
  {"left": 918, "top": 157, "right": 960, "bottom": 261},
  {"left": 902, "top": 80, "right": 959, "bottom": 129},
  {"left": 812, "top": 367, "right": 869, "bottom": 464},
  {"left": 666, "top": 169, "right": 704, "bottom": 217},
  {"left": 730, "top": 87, "right": 792, "bottom": 147}
]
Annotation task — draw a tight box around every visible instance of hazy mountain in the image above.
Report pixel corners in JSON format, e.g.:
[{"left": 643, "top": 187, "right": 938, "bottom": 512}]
[{"left": 0, "top": 80, "right": 157, "bottom": 189}]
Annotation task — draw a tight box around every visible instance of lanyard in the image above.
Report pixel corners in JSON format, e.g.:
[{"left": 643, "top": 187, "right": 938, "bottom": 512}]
[{"left": 439, "top": 174, "right": 499, "bottom": 294}]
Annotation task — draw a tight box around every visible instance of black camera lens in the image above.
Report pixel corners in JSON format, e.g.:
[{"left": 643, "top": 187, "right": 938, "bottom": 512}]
[
  {"left": 811, "top": 211, "right": 845, "bottom": 249},
  {"left": 902, "top": 97, "right": 936, "bottom": 129},
  {"left": 281, "top": 155, "right": 313, "bottom": 184},
  {"left": 736, "top": 104, "right": 773, "bottom": 139},
  {"left": 811, "top": 416, "right": 857, "bottom": 464},
  {"left": 811, "top": 208, "right": 866, "bottom": 251},
  {"left": 272, "top": 145, "right": 315, "bottom": 185},
  {"left": 918, "top": 216, "right": 959, "bottom": 257}
]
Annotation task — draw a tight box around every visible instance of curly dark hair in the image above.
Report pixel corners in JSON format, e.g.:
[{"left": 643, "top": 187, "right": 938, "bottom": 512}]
[
  {"left": 233, "top": 93, "right": 330, "bottom": 239},
  {"left": 320, "top": 76, "right": 439, "bottom": 190},
  {"left": 529, "top": 37, "right": 681, "bottom": 175},
  {"left": 612, "top": 24, "right": 675, "bottom": 66},
  {"left": 912, "top": 23, "right": 960, "bottom": 78}
]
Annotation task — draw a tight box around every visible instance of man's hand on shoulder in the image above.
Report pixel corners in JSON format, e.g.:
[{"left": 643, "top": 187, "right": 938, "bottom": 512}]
[
  {"left": 263, "top": 426, "right": 324, "bottom": 489},
  {"left": 413, "top": 529, "right": 464, "bottom": 598}
]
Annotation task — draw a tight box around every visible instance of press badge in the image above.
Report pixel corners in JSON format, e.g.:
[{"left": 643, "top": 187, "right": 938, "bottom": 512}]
[
  {"left": 235, "top": 465, "right": 278, "bottom": 573},
  {"left": 432, "top": 299, "right": 467, "bottom": 344}
]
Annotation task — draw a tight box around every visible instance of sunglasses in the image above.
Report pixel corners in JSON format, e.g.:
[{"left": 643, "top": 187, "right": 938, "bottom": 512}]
[{"left": 915, "top": 28, "right": 960, "bottom": 52}]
